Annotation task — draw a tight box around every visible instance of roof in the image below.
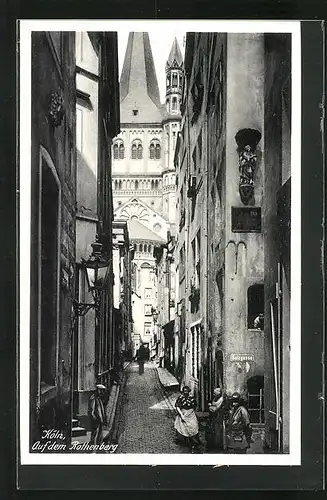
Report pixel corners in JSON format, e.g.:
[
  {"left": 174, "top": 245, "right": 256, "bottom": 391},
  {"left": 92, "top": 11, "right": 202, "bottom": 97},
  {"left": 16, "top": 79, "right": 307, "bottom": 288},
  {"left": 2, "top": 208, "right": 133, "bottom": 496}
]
[
  {"left": 166, "top": 37, "right": 184, "bottom": 69},
  {"left": 120, "top": 32, "right": 163, "bottom": 124},
  {"left": 127, "top": 218, "right": 166, "bottom": 244}
]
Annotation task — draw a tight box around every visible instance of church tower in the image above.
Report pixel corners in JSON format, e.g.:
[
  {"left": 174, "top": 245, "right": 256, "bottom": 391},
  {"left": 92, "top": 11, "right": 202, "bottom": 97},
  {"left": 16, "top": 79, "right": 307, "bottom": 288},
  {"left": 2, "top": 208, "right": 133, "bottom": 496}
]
[
  {"left": 112, "top": 33, "right": 183, "bottom": 350},
  {"left": 162, "top": 38, "right": 184, "bottom": 229}
]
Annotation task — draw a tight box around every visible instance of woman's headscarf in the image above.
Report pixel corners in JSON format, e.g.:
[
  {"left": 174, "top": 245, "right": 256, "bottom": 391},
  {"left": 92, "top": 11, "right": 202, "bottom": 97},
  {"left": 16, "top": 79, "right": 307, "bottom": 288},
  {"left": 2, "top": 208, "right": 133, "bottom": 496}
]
[
  {"left": 213, "top": 387, "right": 222, "bottom": 397},
  {"left": 182, "top": 385, "right": 191, "bottom": 394}
]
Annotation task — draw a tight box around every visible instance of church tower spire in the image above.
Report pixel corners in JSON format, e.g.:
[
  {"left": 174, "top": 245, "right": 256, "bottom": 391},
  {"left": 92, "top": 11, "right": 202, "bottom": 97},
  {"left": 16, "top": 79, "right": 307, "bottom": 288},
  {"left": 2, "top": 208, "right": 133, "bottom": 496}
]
[
  {"left": 119, "top": 32, "right": 163, "bottom": 124},
  {"left": 162, "top": 37, "right": 184, "bottom": 229},
  {"left": 165, "top": 37, "right": 184, "bottom": 116}
]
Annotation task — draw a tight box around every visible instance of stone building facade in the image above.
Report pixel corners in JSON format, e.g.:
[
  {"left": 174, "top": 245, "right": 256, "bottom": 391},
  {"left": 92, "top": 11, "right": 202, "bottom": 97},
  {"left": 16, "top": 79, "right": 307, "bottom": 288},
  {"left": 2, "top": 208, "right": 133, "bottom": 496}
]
[
  {"left": 30, "top": 31, "right": 76, "bottom": 447},
  {"left": 111, "top": 33, "right": 183, "bottom": 351},
  {"left": 112, "top": 220, "right": 133, "bottom": 360},
  {"left": 73, "top": 32, "right": 120, "bottom": 429},
  {"left": 263, "top": 34, "right": 291, "bottom": 453},
  {"left": 175, "top": 32, "right": 291, "bottom": 452}
]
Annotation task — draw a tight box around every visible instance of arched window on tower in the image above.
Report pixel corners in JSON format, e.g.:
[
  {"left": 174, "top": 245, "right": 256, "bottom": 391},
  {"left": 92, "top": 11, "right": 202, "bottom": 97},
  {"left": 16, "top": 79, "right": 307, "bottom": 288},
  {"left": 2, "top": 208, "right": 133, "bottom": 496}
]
[
  {"left": 172, "top": 97, "right": 177, "bottom": 112},
  {"left": 172, "top": 72, "right": 178, "bottom": 87},
  {"left": 137, "top": 143, "right": 143, "bottom": 159},
  {"left": 151, "top": 180, "right": 154, "bottom": 190},
  {"left": 166, "top": 75, "right": 170, "bottom": 87},
  {"left": 179, "top": 74, "right": 183, "bottom": 89},
  {"left": 119, "top": 143, "right": 125, "bottom": 159},
  {"left": 135, "top": 180, "right": 139, "bottom": 190},
  {"left": 149, "top": 140, "right": 161, "bottom": 160},
  {"left": 166, "top": 98, "right": 170, "bottom": 113},
  {"left": 113, "top": 140, "right": 124, "bottom": 160},
  {"left": 131, "top": 143, "right": 137, "bottom": 159}
]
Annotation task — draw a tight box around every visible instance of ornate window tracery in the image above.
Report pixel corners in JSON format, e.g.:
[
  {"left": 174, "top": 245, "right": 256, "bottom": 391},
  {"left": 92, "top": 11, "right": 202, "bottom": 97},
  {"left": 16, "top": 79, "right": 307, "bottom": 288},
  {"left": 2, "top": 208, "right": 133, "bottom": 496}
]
[
  {"left": 113, "top": 140, "right": 125, "bottom": 160},
  {"left": 149, "top": 140, "right": 161, "bottom": 159}
]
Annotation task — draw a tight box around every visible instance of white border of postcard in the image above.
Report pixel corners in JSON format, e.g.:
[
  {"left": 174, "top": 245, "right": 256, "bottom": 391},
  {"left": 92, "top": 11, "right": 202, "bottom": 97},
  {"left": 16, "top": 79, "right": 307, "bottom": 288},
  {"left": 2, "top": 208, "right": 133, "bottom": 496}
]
[{"left": 19, "top": 19, "right": 301, "bottom": 466}]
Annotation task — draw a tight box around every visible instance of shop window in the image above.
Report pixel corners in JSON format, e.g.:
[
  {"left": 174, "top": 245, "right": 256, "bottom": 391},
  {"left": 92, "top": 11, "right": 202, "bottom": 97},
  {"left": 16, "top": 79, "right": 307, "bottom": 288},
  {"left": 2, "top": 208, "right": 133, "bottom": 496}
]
[
  {"left": 247, "top": 376, "right": 265, "bottom": 423},
  {"left": 247, "top": 284, "right": 264, "bottom": 329}
]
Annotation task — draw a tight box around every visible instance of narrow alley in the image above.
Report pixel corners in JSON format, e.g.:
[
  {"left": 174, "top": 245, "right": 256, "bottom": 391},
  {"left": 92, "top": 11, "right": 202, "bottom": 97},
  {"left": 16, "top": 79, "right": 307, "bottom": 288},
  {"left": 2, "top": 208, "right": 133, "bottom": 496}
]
[{"left": 114, "top": 362, "right": 188, "bottom": 454}]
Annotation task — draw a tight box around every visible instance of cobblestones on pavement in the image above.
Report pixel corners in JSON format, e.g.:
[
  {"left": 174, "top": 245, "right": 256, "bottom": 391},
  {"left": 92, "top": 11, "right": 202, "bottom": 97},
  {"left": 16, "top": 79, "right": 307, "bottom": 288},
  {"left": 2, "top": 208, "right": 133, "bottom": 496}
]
[
  {"left": 115, "top": 361, "right": 190, "bottom": 453},
  {"left": 113, "top": 361, "right": 264, "bottom": 454}
]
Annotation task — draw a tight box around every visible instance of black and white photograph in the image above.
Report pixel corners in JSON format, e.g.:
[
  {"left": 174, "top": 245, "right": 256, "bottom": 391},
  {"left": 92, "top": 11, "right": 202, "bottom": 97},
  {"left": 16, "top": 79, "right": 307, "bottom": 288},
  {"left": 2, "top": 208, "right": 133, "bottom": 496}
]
[{"left": 19, "top": 20, "right": 301, "bottom": 466}]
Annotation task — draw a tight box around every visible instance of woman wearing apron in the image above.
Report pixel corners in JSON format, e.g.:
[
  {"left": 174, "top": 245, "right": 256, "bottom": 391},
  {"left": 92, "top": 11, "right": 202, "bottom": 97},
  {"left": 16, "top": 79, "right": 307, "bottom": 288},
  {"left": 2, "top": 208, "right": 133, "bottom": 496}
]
[{"left": 174, "top": 386, "right": 201, "bottom": 453}]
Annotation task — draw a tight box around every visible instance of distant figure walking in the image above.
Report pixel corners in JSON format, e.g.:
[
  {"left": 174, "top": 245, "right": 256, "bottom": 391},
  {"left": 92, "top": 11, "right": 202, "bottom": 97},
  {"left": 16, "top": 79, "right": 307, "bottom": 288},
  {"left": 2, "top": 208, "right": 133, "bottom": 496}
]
[
  {"left": 206, "top": 387, "right": 225, "bottom": 451},
  {"left": 136, "top": 344, "right": 148, "bottom": 375},
  {"left": 88, "top": 384, "right": 107, "bottom": 446},
  {"left": 174, "top": 385, "right": 201, "bottom": 453},
  {"left": 225, "top": 392, "right": 252, "bottom": 454}
]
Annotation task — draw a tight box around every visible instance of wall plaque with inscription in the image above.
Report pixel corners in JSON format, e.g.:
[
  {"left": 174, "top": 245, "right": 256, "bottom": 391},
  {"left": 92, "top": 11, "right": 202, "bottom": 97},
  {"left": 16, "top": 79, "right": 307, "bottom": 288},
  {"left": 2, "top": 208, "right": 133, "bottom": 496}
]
[{"left": 231, "top": 206, "right": 261, "bottom": 232}]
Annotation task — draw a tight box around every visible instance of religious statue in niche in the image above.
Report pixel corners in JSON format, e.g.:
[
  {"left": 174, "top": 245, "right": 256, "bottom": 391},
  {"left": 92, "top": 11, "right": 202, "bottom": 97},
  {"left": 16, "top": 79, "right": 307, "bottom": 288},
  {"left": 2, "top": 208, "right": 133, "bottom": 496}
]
[
  {"left": 235, "top": 128, "right": 262, "bottom": 205},
  {"left": 49, "top": 89, "right": 64, "bottom": 127}
]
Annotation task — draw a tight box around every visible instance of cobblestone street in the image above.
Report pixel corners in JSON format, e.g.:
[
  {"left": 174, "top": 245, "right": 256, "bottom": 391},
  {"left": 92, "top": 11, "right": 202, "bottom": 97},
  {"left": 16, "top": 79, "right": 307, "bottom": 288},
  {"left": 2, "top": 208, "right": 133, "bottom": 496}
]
[
  {"left": 115, "top": 362, "right": 190, "bottom": 453},
  {"left": 114, "top": 361, "right": 264, "bottom": 454}
]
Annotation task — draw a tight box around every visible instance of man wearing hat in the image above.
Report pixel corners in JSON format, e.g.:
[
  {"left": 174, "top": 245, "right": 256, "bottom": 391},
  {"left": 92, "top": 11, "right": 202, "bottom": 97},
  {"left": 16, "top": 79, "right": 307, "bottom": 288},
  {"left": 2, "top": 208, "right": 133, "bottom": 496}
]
[
  {"left": 88, "top": 383, "right": 107, "bottom": 446},
  {"left": 225, "top": 392, "right": 252, "bottom": 453}
]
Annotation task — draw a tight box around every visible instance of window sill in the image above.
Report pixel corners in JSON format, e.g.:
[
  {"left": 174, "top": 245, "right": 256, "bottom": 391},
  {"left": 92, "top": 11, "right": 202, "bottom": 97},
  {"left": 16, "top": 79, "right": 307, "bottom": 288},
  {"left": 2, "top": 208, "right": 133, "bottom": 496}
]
[{"left": 248, "top": 328, "right": 264, "bottom": 333}]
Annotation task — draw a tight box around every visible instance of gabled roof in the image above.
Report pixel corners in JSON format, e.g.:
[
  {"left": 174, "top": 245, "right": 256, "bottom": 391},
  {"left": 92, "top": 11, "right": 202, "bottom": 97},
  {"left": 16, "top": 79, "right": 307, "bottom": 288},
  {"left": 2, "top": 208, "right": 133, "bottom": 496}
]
[
  {"left": 166, "top": 37, "right": 184, "bottom": 69},
  {"left": 120, "top": 32, "right": 163, "bottom": 124},
  {"left": 114, "top": 196, "right": 169, "bottom": 223},
  {"left": 127, "top": 218, "right": 165, "bottom": 244}
]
